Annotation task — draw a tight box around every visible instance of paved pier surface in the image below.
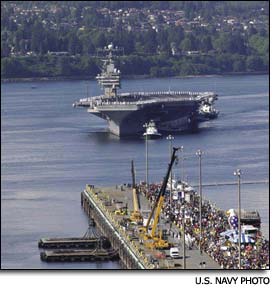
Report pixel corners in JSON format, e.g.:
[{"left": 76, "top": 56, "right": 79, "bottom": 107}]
[{"left": 86, "top": 185, "right": 221, "bottom": 269}]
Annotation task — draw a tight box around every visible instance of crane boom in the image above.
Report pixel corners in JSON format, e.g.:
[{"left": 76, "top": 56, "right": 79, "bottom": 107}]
[
  {"left": 131, "top": 160, "right": 140, "bottom": 212},
  {"left": 131, "top": 160, "right": 136, "bottom": 188},
  {"left": 145, "top": 147, "right": 179, "bottom": 234},
  {"left": 130, "top": 160, "right": 142, "bottom": 224}
]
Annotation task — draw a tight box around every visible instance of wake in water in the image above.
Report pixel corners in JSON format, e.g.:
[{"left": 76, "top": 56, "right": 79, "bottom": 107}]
[{"left": 219, "top": 93, "right": 268, "bottom": 100}]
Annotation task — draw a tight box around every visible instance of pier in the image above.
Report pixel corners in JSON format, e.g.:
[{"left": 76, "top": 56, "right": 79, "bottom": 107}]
[
  {"left": 81, "top": 186, "right": 150, "bottom": 269},
  {"left": 80, "top": 181, "right": 269, "bottom": 270},
  {"left": 81, "top": 184, "right": 221, "bottom": 269},
  {"left": 192, "top": 180, "right": 269, "bottom": 188}
]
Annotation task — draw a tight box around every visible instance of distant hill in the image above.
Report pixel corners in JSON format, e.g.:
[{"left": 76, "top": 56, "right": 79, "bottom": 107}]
[{"left": 1, "top": 1, "right": 269, "bottom": 78}]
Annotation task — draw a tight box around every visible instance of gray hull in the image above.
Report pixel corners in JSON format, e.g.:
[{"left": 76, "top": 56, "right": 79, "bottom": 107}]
[{"left": 89, "top": 100, "right": 199, "bottom": 137}]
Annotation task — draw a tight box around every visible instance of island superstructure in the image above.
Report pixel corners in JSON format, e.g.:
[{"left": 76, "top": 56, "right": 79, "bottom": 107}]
[{"left": 73, "top": 44, "right": 218, "bottom": 137}]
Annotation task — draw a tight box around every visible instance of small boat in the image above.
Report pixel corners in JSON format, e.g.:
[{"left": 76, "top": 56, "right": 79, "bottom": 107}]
[
  {"left": 198, "top": 103, "right": 219, "bottom": 121},
  {"left": 143, "top": 120, "right": 162, "bottom": 139}
]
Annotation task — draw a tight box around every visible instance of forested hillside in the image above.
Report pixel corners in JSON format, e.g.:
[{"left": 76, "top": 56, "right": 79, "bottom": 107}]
[{"left": 1, "top": 1, "right": 269, "bottom": 79}]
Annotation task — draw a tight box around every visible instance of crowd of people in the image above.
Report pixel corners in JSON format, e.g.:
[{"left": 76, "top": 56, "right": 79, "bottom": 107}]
[{"left": 139, "top": 181, "right": 269, "bottom": 269}]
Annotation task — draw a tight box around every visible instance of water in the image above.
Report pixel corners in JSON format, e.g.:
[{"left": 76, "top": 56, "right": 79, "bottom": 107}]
[{"left": 1, "top": 75, "right": 269, "bottom": 269}]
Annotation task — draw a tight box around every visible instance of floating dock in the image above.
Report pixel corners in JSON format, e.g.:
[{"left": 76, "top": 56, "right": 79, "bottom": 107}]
[
  {"left": 38, "top": 219, "right": 116, "bottom": 262},
  {"left": 38, "top": 237, "right": 110, "bottom": 249},
  {"left": 40, "top": 248, "right": 119, "bottom": 262},
  {"left": 81, "top": 184, "right": 222, "bottom": 269}
]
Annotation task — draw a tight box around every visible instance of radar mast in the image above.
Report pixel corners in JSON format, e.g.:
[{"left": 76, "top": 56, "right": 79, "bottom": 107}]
[{"left": 96, "top": 43, "right": 123, "bottom": 98}]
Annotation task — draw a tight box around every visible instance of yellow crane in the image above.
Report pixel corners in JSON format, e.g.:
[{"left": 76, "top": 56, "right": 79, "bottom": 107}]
[
  {"left": 140, "top": 147, "right": 179, "bottom": 249},
  {"left": 130, "top": 160, "right": 143, "bottom": 224}
]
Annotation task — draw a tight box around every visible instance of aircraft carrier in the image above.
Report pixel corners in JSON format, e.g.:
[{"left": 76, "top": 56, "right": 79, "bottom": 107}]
[{"left": 73, "top": 44, "right": 218, "bottom": 137}]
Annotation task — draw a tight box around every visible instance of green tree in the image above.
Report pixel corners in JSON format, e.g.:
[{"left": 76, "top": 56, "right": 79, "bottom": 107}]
[
  {"left": 156, "top": 29, "right": 169, "bottom": 52},
  {"left": 248, "top": 34, "right": 269, "bottom": 56},
  {"left": 80, "top": 56, "right": 99, "bottom": 75},
  {"left": 167, "top": 25, "right": 184, "bottom": 46},
  {"left": 143, "top": 29, "right": 157, "bottom": 54},
  {"left": 215, "top": 54, "right": 233, "bottom": 72},
  {"left": 1, "top": 57, "right": 25, "bottom": 77},
  {"left": 1, "top": 41, "right": 10, "bottom": 57},
  {"left": 213, "top": 33, "right": 232, "bottom": 53},
  {"left": 200, "top": 36, "right": 213, "bottom": 52},
  {"left": 93, "top": 31, "right": 107, "bottom": 48},
  {"left": 57, "top": 56, "right": 72, "bottom": 76},
  {"left": 68, "top": 34, "right": 82, "bottom": 55},
  {"left": 180, "top": 34, "right": 197, "bottom": 51},
  {"left": 31, "top": 21, "right": 44, "bottom": 53},
  {"left": 246, "top": 55, "right": 264, "bottom": 71},
  {"left": 231, "top": 34, "right": 246, "bottom": 55},
  {"left": 232, "top": 56, "right": 246, "bottom": 72},
  {"left": 19, "top": 39, "right": 27, "bottom": 53}
]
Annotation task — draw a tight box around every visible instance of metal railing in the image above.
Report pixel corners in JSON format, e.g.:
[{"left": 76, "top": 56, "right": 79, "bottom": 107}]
[{"left": 74, "top": 91, "right": 217, "bottom": 108}]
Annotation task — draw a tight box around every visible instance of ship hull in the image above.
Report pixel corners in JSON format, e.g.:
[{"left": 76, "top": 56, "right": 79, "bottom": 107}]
[{"left": 89, "top": 100, "right": 199, "bottom": 137}]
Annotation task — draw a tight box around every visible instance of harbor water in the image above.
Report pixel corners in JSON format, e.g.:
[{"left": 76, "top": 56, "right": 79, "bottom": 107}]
[{"left": 1, "top": 74, "right": 269, "bottom": 269}]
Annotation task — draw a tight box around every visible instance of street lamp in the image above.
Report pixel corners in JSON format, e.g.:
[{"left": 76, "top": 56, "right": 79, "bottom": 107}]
[
  {"left": 178, "top": 146, "right": 186, "bottom": 269},
  {"left": 195, "top": 149, "right": 203, "bottom": 255},
  {"left": 85, "top": 81, "right": 89, "bottom": 101},
  {"left": 180, "top": 146, "right": 184, "bottom": 181},
  {"left": 143, "top": 123, "right": 149, "bottom": 193},
  {"left": 234, "top": 168, "right": 242, "bottom": 270},
  {"left": 166, "top": 135, "right": 174, "bottom": 205},
  {"left": 182, "top": 205, "right": 186, "bottom": 269}
]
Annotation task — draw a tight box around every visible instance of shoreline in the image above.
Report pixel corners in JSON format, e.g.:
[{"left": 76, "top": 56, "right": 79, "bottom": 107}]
[{"left": 1, "top": 71, "right": 268, "bottom": 83}]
